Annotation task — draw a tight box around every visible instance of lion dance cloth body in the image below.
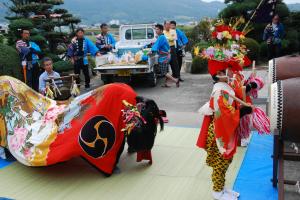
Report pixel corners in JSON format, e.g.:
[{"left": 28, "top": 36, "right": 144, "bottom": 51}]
[{"left": 0, "top": 76, "right": 137, "bottom": 175}]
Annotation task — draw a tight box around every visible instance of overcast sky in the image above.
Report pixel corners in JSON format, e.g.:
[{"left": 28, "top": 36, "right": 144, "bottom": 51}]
[{"left": 202, "top": 0, "right": 299, "bottom": 3}]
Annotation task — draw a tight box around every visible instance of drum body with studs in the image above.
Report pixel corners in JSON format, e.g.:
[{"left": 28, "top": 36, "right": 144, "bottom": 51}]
[
  {"left": 268, "top": 55, "right": 300, "bottom": 84},
  {"left": 270, "top": 77, "right": 300, "bottom": 142}
]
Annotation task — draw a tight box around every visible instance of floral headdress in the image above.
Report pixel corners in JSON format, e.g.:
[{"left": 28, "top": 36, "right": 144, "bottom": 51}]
[{"left": 200, "top": 18, "right": 252, "bottom": 75}]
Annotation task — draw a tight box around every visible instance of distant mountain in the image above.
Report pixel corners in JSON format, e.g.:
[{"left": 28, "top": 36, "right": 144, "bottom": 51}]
[
  {"left": 288, "top": 3, "right": 300, "bottom": 12},
  {"left": 62, "top": 0, "right": 226, "bottom": 24},
  {"left": 1, "top": 1, "right": 300, "bottom": 25}
]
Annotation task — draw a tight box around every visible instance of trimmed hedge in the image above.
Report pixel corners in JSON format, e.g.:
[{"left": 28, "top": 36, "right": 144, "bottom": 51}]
[
  {"left": 0, "top": 44, "right": 22, "bottom": 80},
  {"left": 44, "top": 53, "right": 62, "bottom": 63},
  {"left": 88, "top": 56, "right": 96, "bottom": 69},
  {"left": 0, "top": 35, "right": 4, "bottom": 44},
  {"left": 7, "top": 19, "right": 34, "bottom": 46},
  {"left": 53, "top": 60, "right": 73, "bottom": 73},
  {"left": 242, "top": 38, "right": 260, "bottom": 62},
  {"left": 260, "top": 37, "right": 299, "bottom": 61},
  {"left": 259, "top": 42, "right": 268, "bottom": 60},
  {"left": 190, "top": 41, "right": 209, "bottom": 74},
  {"left": 191, "top": 56, "right": 208, "bottom": 74}
]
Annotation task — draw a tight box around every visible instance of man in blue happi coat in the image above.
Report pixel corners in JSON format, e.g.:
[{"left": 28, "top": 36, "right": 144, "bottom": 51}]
[
  {"left": 149, "top": 24, "right": 179, "bottom": 88},
  {"left": 67, "top": 28, "right": 100, "bottom": 88},
  {"left": 170, "top": 21, "right": 188, "bottom": 82},
  {"left": 96, "top": 23, "right": 116, "bottom": 55},
  {"left": 16, "top": 29, "right": 42, "bottom": 91}
]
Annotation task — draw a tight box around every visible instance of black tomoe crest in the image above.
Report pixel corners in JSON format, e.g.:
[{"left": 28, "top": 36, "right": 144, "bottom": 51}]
[{"left": 79, "top": 116, "right": 116, "bottom": 158}]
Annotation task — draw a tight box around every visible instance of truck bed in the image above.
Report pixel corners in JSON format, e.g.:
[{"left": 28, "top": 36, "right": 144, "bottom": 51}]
[{"left": 95, "top": 64, "right": 148, "bottom": 71}]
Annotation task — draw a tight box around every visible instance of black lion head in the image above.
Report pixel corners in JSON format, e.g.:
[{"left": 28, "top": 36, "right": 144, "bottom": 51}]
[{"left": 126, "top": 96, "right": 164, "bottom": 152}]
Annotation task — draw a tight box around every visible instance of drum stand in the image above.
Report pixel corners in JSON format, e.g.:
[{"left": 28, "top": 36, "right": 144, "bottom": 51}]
[{"left": 272, "top": 130, "right": 300, "bottom": 200}]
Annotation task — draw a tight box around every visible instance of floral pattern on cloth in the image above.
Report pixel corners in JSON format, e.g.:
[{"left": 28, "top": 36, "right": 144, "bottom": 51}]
[
  {"left": 0, "top": 77, "right": 67, "bottom": 165},
  {"left": 0, "top": 76, "right": 138, "bottom": 175}
]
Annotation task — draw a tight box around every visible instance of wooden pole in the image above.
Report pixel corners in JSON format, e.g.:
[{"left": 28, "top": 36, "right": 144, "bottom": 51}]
[
  {"left": 243, "top": 0, "right": 266, "bottom": 32},
  {"left": 252, "top": 60, "right": 256, "bottom": 77},
  {"left": 222, "top": 91, "right": 252, "bottom": 107}
]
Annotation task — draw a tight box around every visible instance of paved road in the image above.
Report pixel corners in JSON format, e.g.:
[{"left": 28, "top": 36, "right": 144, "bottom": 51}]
[
  {"left": 133, "top": 72, "right": 211, "bottom": 128},
  {"left": 88, "top": 72, "right": 213, "bottom": 127}
]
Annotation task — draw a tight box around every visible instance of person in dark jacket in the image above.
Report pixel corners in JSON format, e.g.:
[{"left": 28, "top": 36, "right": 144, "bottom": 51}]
[
  {"left": 67, "top": 28, "right": 101, "bottom": 88},
  {"left": 16, "top": 29, "right": 42, "bottom": 91},
  {"left": 170, "top": 21, "right": 188, "bottom": 82},
  {"left": 96, "top": 23, "right": 116, "bottom": 55},
  {"left": 263, "top": 14, "right": 285, "bottom": 60}
]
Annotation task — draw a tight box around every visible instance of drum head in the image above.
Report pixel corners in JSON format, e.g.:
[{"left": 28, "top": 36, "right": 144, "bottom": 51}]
[
  {"left": 268, "top": 59, "right": 276, "bottom": 84},
  {"left": 269, "top": 81, "right": 283, "bottom": 134},
  {"left": 55, "top": 86, "right": 71, "bottom": 101}
]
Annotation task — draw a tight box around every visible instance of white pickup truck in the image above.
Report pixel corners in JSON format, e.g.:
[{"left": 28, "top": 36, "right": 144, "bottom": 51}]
[{"left": 94, "top": 24, "right": 159, "bottom": 87}]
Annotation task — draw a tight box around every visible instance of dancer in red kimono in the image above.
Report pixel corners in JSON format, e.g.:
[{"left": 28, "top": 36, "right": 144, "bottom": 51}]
[
  {"left": 196, "top": 19, "right": 254, "bottom": 200},
  {"left": 197, "top": 60, "right": 253, "bottom": 200}
]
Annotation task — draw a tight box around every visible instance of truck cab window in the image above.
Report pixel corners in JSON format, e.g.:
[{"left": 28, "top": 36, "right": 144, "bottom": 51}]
[
  {"left": 147, "top": 29, "right": 154, "bottom": 39},
  {"left": 132, "top": 29, "right": 147, "bottom": 40},
  {"left": 125, "top": 29, "right": 132, "bottom": 40}
]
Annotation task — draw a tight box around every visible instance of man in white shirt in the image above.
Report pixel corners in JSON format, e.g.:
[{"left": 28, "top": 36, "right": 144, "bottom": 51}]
[
  {"left": 39, "top": 57, "right": 62, "bottom": 94},
  {"left": 163, "top": 21, "right": 180, "bottom": 79}
]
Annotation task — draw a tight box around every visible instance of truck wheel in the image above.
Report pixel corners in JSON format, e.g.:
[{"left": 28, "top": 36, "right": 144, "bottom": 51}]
[
  {"left": 101, "top": 74, "right": 113, "bottom": 85},
  {"left": 148, "top": 72, "right": 157, "bottom": 87}
]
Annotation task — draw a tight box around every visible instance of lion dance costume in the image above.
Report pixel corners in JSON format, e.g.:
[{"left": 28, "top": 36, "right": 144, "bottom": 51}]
[{"left": 0, "top": 76, "right": 158, "bottom": 176}]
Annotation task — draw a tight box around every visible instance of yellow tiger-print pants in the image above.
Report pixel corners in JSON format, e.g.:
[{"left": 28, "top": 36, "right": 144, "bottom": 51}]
[{"left": 206, "top": 122, "right": 233, "bottom": 192}]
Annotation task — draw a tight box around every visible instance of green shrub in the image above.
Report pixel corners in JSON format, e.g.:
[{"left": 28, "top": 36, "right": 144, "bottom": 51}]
[
  {"left": 191, "top": 56, "right": 208, "bottom": 74},
  {"left": 55, "top": 44, "right": 67, "bottom": 55},
  {"left": 0, "top": 43, "right": 22, "bottom": 80},
  {"left": 0, "top": 34, "right": 4, "bottom": 44},
  {"left": 259, "top": 42, "right": 268, "bottom": 61},
  {"left": 285, "top": 30, "right": 299, "bottom": 53},
  {"left": 88, "top": 56, "right": 96, "bottom": 69},
  {"left": 192, "top": 41, "right": 210, "bottom": 58},
  {"left": 242, "top": 38, "right": 260, "bottom": 62},
  {"left": 7, "top": 19, "right": 34, "bottom": 46},
  {"left": 30, "top": 34, "right": 47, "bottom": 49},
  {"left": 53, "top": 60, "right": 73, "bottom": 73},
  {"left": 260, "top": 37, "right": 299, "bottom": 60},
  {"left": 281, "top": 39, "right": 292, "bottom": 56},
  {"left": 44, "top": 53, "right": 62, "bottom": 63}
]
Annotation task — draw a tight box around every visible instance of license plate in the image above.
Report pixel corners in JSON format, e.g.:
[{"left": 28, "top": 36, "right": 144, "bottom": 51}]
[{"left": 117, "top": 70, "right": 131, "bottom": 76}]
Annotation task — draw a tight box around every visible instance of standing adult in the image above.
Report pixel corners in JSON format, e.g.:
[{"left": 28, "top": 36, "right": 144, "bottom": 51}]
[
  {"left": 163, "top": 21, "right": 180, "bottom": 79},
  {"left": 96, "top": 23, "right": 116, "bottom": 55},
  {"left": 149, "top": 24, "right": 179, "bottom": 88},
  {"left": 263, "top": 14, "right": 285, "bottom": 60},
  {"left": 67, "top": 28, "right": 100, "bottom": 89},
  {"left": 170, "top": 21, "right": 188, "bottom": 82},
  {"left": 16, "top": 29, "right": 42, "bottom": 91}
]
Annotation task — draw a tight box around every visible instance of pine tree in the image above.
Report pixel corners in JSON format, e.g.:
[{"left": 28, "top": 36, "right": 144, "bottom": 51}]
[
  {"left": 219, "top": 0, "right": 290, "bottom": 42},
  {"left": 5, "top": 0, "right": 81, "bottom": 53}
]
